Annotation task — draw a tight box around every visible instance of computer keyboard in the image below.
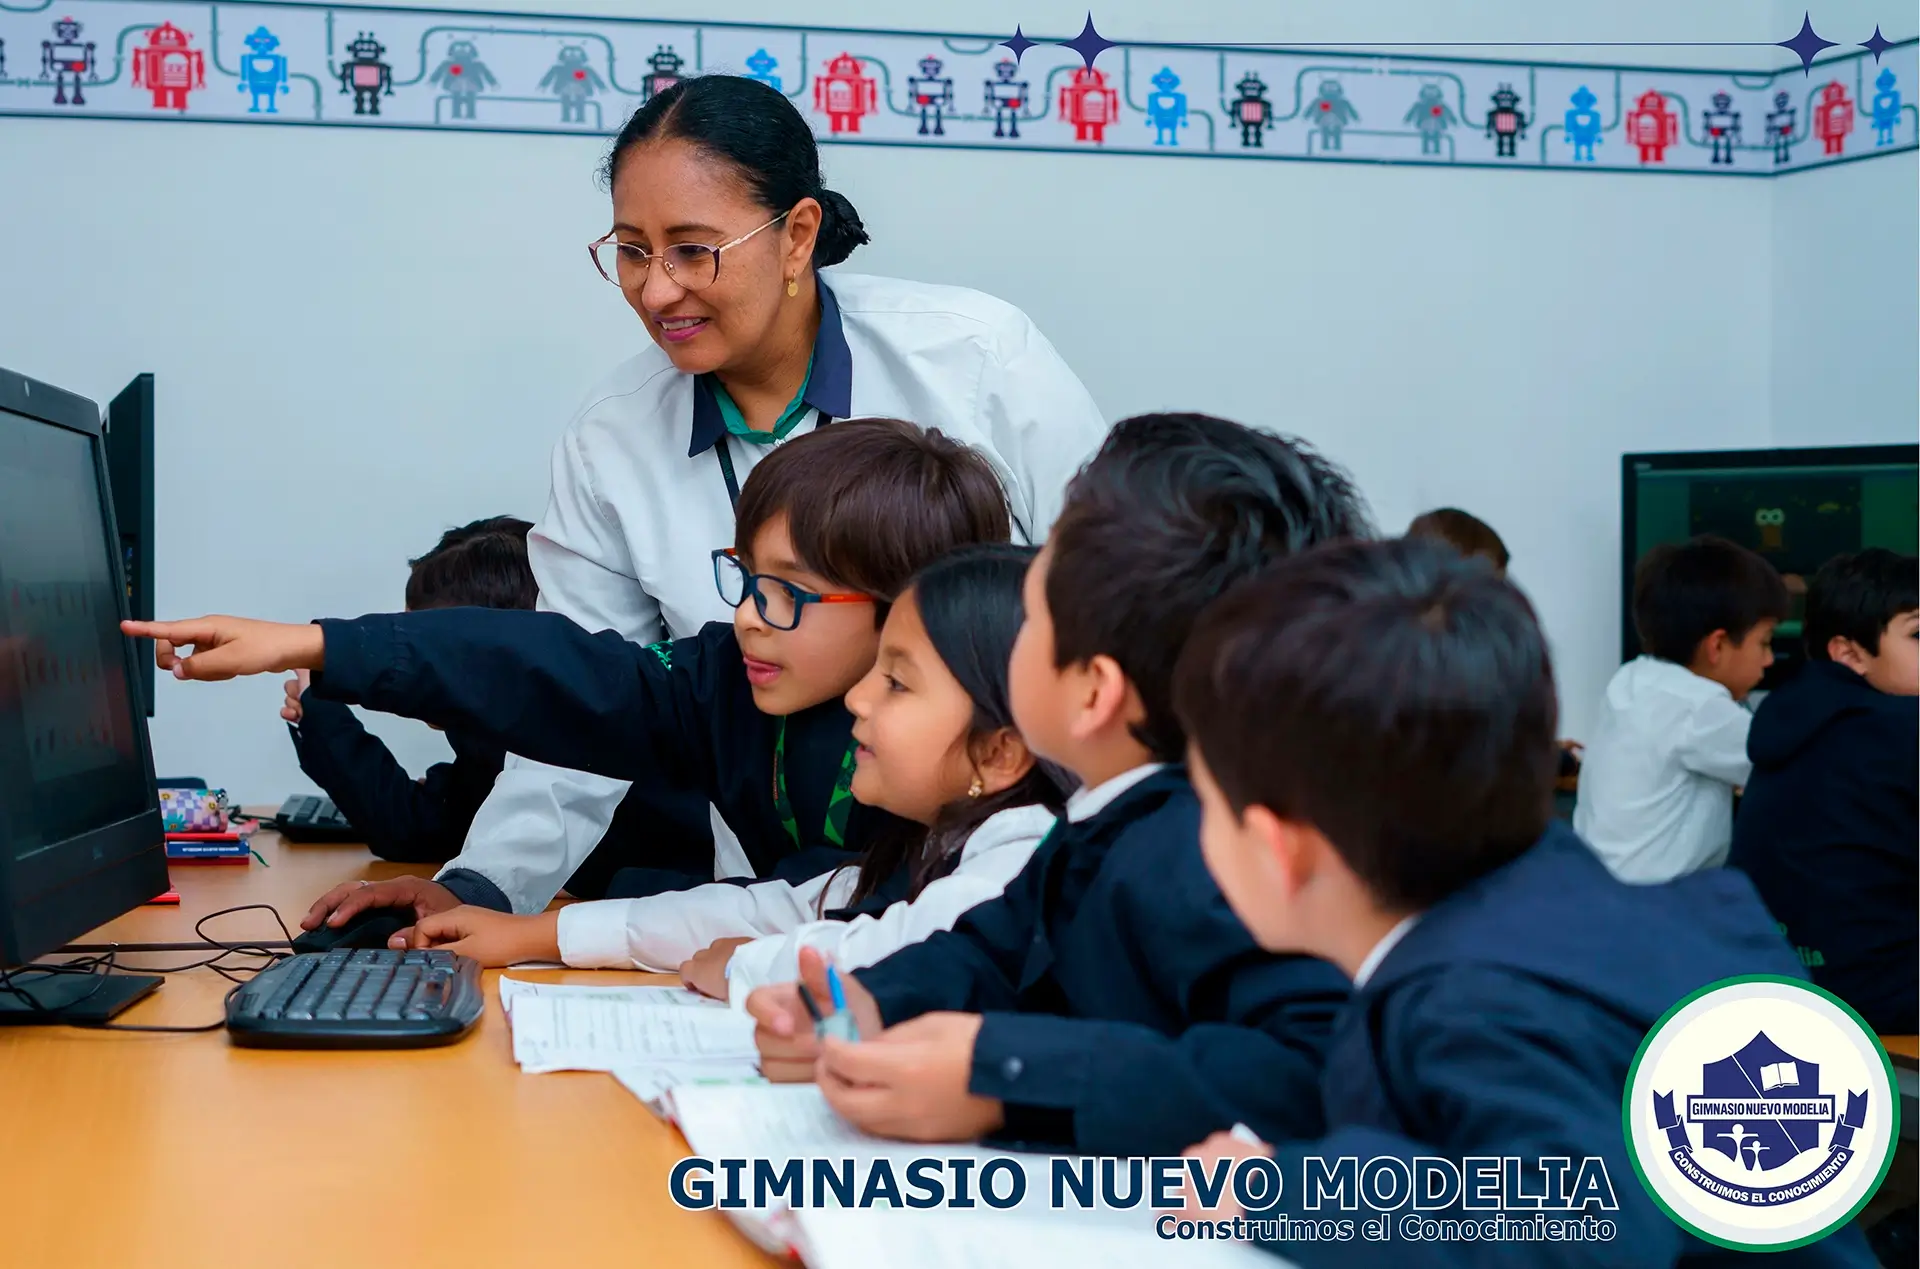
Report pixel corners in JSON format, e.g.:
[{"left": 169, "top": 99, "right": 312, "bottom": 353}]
[
  {"left": 226, "top": 948, "right": 484, "bottom": 1048},
  {"left": 273, "top": 794, "right": 361, "bottom": 842}
]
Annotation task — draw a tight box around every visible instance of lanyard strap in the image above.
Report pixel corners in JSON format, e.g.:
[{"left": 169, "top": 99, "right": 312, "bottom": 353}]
[
  {"left": 714, "top": 412, "right": 834, "bottom": 510},
  {"left": 771, "top": 716, "right": 859, "bottom": 850}
]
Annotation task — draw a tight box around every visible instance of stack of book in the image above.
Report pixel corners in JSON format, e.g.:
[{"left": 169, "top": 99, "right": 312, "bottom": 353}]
[{"left": 165, "top": 829, "right": 252, "bottom": 865}]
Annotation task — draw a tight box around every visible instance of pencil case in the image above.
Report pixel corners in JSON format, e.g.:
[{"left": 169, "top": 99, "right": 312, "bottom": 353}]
[{"left": 159, "top": 786, "right": 233, "bottom": 834}]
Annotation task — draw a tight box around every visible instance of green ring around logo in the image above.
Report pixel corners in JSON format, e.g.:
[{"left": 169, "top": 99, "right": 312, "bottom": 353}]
[{"left": 1620, "top": 973, "right": 1901, "bottom": 1253}]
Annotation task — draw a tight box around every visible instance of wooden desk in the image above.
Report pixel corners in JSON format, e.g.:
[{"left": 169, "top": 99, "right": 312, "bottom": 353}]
[
  {"left": 1882, "top": 1035, "right": 1919, "bottom": 1066},
  {"left": 0, "top": 827, "right": 776, "bottom": 1269}
]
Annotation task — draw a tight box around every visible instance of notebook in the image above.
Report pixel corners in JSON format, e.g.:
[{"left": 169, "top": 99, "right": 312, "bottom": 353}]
[{"left": 663, "top": 1082, "right": 1175, "bottom": 1258}]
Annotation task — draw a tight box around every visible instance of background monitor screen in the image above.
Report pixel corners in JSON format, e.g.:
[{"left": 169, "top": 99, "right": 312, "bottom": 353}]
[
  {"left": 0, "top": 406, "right": 152, "bottom": 863},
  {"left": 1623, "top": 445, "right": 1920, "bottom": 682}
]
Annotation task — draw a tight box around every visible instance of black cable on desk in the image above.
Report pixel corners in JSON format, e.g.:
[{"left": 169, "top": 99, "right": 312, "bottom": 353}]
[{"left": 5, "top": 904, "right": 298, "bottom": 1031}]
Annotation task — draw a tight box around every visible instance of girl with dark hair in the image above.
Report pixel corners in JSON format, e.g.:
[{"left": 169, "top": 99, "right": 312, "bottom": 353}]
[
  {"left": 304, "top": 73, "right": 1105, "bottom": 934},
  {"left": 612, "top": 545, "right": 1066, "bottom": 1001}
]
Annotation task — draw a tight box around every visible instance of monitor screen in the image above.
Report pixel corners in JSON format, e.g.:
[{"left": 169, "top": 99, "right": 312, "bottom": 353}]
[
  {"left": 0, "top": 407, "right": 152, "bottom": 864},
  {"left": 1624, "top": 446, "right": 1920, "bottom": 676}
]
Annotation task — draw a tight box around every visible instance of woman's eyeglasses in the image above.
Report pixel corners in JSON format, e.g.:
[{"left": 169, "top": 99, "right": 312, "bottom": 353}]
[
  {"left": 589, "top": 210, "right": 790, "bottom": 293},
  {"left": 712, "top": 549, "right": 871, "bottom": 631}
]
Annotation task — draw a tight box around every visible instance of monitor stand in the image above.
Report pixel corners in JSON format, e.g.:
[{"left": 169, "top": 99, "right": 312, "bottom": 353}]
[{"left": 0, "top": 971, "right": 162, "bottom": 1024}]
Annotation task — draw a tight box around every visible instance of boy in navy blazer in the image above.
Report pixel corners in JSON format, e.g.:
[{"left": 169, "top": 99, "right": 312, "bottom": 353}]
[
  {"left": 748, "top": 413, "right": 1362, "bottom": 1156},
  {"left": 1733, "top": 548, "right": 1918, "bottom": 1034},
  {"left": 1172, "top": 537, "right": 1871, "bottom": 1266}
]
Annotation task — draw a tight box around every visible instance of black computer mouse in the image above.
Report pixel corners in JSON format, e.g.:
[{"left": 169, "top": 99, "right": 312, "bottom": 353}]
[{"left": 290, "top": 906, "right": 415, "bottom": 954}]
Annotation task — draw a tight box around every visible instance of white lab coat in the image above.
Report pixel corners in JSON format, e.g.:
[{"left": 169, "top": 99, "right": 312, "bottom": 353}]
[{"left": 438, "top": 272, "right": 1107, "bottom": 912}]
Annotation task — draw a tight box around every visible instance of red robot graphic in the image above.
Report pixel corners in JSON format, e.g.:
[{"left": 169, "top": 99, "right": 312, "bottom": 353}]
[
  {"left": 1813, "top": 81, "right": 1855, "bottom": 155},
  {"left": 1625, "top": 89, "right": 1679, "bottom": 163},
  {"left": 813, "top": 52, "right": 876, "bottom": 134},
  {"left": 131, "top": 22, "right": 204, "bottom": 112},
  {"left": 1058, "top": 66, "right": 1119, "bottom": 144}
]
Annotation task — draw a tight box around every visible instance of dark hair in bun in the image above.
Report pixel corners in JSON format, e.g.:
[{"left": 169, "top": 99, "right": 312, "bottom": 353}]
[{"left": 604, "top": 74, "right": 871, "bottom": 267}]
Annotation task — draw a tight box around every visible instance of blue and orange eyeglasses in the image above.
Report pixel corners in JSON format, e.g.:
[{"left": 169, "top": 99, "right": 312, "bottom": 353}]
[{"left": 711, "top": 549, "right": 871, "bottom": 631}]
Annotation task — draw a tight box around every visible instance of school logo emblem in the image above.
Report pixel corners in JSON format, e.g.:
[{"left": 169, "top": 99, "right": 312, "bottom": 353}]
[{"left": 1625, "top": 976, "right": 1897, "bottom": 1250}]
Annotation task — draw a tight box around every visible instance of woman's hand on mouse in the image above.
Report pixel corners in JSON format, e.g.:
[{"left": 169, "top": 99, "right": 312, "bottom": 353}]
[
  {"left": 303, "top": 875, "right": 458, "bottom": 933},
  {"left": 399, "top": 906, "right": 562, "bottom": 967},
  {"left": 121, "top": 616, "right": 325, "bottom": 682}
]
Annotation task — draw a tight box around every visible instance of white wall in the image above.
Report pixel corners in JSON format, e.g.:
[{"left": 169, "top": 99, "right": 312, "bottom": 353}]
[
  {"left": 1771, "top": 0, "right": 1920, "bottom": 446},
  {"left": 0, "top": 0, "right": 1909, "bottom": 801}
]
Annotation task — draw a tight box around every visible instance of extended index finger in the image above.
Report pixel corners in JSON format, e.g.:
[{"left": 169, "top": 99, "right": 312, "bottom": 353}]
[{"left": 122, "top": 618, "right": 221, "bottom": 647}]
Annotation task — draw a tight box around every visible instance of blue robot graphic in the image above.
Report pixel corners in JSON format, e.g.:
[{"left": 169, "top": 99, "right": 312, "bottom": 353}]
[
  {"left": 539, "top": 46, "right": 606, "bottom": 125},
  {"left": 1144, "top": 66, "right": 1187, "bottom": 147},
  {"left": 237, "top": 26, "right": 288, "bottom": 113},
  {"left": 743, "top": 48, "right": 781, "bottom": 92},
  {"left": 1765, "top": 90, "right": 1797, "bottom": 164},
  {"left": 1871, "top": 68, "right": 1900, "bottom": 146},
  {"left": 1307, "top": 80, "right": 1359, "bottom": 151},
  {"left": 908, "top": 55, "right": 953, "bottom": 136},
  {"left": 1564, "top": 84, "right": 1603, "bottom": 161},
  {"left": 983, "top": 57, "right": 1029, "bottom": 139},
  {"left": 1703, "top": 91, "right": 1741, "bottom": 165},
  {"left": 1403, "top": 82, "right": 1455, "bottom": 155},
  {"left": 429, "top": 39, "right": 497, "bottom": 120}
]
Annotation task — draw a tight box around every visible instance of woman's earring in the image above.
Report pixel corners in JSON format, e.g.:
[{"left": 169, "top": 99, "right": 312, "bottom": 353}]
[
  {"left": 967, "top": 776, "right": 984, "bottom": 799},
  {"left": 786, "top": 278, "right": 799, "bottom": 298}
]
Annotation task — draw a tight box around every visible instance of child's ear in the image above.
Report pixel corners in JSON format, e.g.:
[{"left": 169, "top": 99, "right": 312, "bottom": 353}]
[
  {"left": 1071, "top": 653, "right": 1144, "bottom": 740},
  {"left": 1242, "top": 804, "right": 1316, "bottom": 899},
  {"left": 970, "top": 727, "right": 1033, "bottom": 797},
  {"left": 1826, "top": 635, "right": 1872, "bottom": 676},
  {"left": 1698, "top": 629, "right": 1731, "bottom": 668}
]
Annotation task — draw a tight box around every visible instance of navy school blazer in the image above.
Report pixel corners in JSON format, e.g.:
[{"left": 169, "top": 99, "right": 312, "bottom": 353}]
[
  {"left": 852, "top": 766, "right": 1350, "bottom": 1156},
  {"left": 310, "top": 608, "right": 908, "bottom": 885},
  {"left": 1255, "top": 825, "right": 1873, "bottom": 1268}
]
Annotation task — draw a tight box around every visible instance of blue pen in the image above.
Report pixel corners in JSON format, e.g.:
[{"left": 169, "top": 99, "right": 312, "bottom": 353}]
[{"left": 817, "top": 965, "right": 858, "bottom": 1043}]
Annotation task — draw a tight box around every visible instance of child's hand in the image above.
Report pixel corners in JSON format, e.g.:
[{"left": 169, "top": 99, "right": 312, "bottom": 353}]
[
  {"left": 1179, "top": 1130, "right": 1271, "bottom": 1217},
  {"left": 121, "top": 616, "right": 325, "bottom": 682},
  {"left": 281, "top": 670, "right": 312, "bottom": 723},
  {"left": 747, "top": 947, "right": 882, "bottom": 1081},
  {"left": 399, "top": 906, "right": 561, "bottom": 967},
  {"left": 680, "top": 937, "right": 752, "bottom": 1000},
  {"left": 816, "top": 1012, "right": 1004, "bottom": 1142}
]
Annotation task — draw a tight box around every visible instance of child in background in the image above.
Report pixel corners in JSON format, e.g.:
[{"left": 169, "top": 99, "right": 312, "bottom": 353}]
[
  {"left": 1406, "top": 505, "right": 1509, "bottom": 575},
  {"left": 1733, "top": 548, "right": 1920, "bottom": 1034},
  {"left": 1172, "top": 537, "right": 1867, "bottom": 1268},
  {"left": 281, "top": 516, "right": 533, "bottom": 863},
  {"left": 404, "top": 545, "right": 1067, "bottom": 994},
  {"left": 126, "top": 420, "right": 1012, "bottom": 938},
  {"left": 1575, "top": 535, "right": 1789, "bottom": 882},
  {"left": 749, "top": 413, "right": 1362, "bottom": 1157}
]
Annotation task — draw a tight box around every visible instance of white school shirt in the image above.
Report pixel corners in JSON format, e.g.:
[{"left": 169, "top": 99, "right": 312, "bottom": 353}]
[
  {"left": 437, "top": 272, "right": 1108, "bottom": 913},
  {"left": 1572, "top": 655, "right": 1755, "bottom": 884},
  {"left": 551, "top": 804, "right": 1058, "bottom": 994}
]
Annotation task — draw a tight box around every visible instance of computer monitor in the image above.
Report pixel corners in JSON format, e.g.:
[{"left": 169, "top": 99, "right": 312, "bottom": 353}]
[
  {"left": 105, "top": 374, "right": 155, "bottom": 718},
  {"left": 0, "top": 366, "right": 168, "bottom": 1020},
  {"left": 1622, "top": 444, "right": 1920, "bottom": 686}
]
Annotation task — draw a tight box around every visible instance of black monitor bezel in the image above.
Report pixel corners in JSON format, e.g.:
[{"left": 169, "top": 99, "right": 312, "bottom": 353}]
[
  {"left": 1619, "top": 443, "right": 1920, "bottom": 667},
  {"left": 0, "top": 367, "right": 167, "bottom": 967}
]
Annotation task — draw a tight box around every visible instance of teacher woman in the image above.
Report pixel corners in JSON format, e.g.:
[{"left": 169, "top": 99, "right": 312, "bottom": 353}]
[{"left": 307, "top": 74, "right": 1108, "bottom": 930}]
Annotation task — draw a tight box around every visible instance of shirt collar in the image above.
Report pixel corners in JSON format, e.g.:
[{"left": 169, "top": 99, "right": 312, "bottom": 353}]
[
  {"left": 1064, "top": 763, "right": 1167, "bottom": 824},
  {"left": 1352, "top": 914, "right": 1421, "bottom": 989},
  {"left": 687, "top": 274, "right": 855, "bottom": 458}
]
